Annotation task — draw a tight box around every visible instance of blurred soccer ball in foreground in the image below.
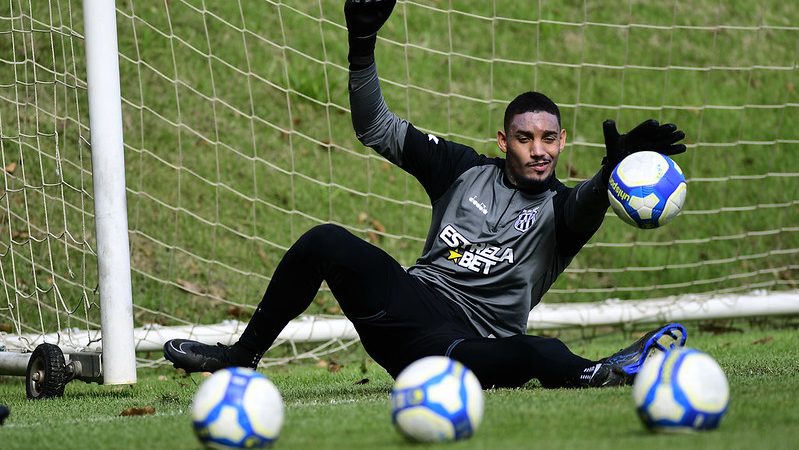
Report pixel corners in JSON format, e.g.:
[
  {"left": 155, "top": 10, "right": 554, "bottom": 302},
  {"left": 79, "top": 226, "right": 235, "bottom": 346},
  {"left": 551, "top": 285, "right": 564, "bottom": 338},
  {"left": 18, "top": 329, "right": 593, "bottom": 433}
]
[
  {"left": 391, "top": 356, "right": 483, "bottom": 443},
  {"left": 632, "top": 348, "right": 729, "bottom": 432},
  {"left": 608, "top": 151, "right": 687, "bottom": 229},
  {"left": 192, "top": 367, "right": 284, "bottom": 449}
]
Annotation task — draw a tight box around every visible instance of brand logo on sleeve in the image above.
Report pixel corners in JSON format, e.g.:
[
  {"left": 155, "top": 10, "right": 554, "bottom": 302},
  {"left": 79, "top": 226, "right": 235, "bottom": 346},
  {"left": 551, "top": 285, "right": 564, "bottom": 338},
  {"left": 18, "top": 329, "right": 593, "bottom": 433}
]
[{"left": 513, "top": 207, "right": 539, "bottom": 233}]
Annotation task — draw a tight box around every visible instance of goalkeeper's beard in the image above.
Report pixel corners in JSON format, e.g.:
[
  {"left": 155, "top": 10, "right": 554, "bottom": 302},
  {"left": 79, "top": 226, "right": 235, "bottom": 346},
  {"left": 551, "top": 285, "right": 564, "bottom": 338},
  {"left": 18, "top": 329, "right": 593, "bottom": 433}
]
[{"left": 505, "top": 161, "right": 558, "bottom": 193}]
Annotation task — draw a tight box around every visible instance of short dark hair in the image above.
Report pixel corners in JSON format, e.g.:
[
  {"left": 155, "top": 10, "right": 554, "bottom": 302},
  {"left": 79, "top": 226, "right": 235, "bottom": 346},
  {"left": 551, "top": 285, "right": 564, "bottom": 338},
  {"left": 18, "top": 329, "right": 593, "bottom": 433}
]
[{"left": 503, "top": 91, "right": 561, "bottom": 133}]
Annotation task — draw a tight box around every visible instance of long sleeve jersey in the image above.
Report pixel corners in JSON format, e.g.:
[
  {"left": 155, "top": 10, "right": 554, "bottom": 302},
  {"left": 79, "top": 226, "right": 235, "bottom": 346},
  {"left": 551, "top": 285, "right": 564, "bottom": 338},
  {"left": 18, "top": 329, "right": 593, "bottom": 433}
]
[{"left": 349, "top": 64, "right": 610, "bottom": 338}]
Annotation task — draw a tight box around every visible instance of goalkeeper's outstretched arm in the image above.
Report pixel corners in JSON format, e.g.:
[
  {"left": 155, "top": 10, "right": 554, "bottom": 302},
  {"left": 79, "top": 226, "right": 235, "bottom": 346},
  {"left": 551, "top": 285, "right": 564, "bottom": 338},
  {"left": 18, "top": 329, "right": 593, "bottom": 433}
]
[
  {"left": 348, "top": 60, "right": 409, "bottom": 167},
  {"left": 554, "top": 120, "right": 688, "bottom": 255},
  {"left": 345, "top": 0, "right": 407, "bottom": 165}
]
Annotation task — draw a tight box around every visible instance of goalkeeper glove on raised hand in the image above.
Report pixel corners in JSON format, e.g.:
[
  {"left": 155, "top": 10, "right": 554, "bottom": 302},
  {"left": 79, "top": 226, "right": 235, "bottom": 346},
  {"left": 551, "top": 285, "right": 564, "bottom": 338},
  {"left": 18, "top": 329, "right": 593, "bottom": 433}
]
[
  {"left": 601, "top": 119, "right": 687, "bottom": 183},
  {"left": 344, "top": 0, "right": 396, "bottom": 68}
]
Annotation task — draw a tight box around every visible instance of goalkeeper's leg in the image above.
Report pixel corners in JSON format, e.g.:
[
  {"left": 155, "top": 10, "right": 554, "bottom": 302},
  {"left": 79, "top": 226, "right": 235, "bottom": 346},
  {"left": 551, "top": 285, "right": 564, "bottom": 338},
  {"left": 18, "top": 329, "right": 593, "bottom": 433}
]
[
  {"left": 448, "top": 323, "right": 687, "bottom": 389},
  {"left": 164, "top": 223, "right": 447, "bottom": 373},
  {"left": 448, "top": 335, "right": 596, "bottom": 389}
]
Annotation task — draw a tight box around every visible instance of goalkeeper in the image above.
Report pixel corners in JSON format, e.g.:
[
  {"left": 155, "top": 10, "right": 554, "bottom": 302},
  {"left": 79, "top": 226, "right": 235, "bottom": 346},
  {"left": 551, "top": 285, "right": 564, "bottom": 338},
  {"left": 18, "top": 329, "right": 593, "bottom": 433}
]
[{"left": 164, "top": 0, "right": 688, "bottom": 388}]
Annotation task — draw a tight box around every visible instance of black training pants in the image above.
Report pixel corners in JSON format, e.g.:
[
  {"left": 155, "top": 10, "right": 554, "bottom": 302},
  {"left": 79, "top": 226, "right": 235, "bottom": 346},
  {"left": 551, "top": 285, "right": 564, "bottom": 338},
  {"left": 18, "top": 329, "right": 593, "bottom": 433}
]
[{"left": 239, "top": 224, "right": 593, "bottom": 388}]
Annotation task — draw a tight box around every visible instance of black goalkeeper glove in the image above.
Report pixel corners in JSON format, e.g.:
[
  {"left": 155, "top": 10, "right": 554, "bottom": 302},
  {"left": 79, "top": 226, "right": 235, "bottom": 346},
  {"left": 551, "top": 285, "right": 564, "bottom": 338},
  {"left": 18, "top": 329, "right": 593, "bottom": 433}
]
[
  {"left": 601, "top": 119, "right": 687, "bottom": 183},
  {"left": 344, "top": 0, "right": 396, "bottom": 68}
]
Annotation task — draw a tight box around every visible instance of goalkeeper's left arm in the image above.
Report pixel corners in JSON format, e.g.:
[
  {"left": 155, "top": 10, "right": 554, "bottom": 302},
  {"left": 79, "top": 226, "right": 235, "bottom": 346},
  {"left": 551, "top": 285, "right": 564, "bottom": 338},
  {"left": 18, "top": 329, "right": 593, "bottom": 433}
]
[{"left": 554, "top": 120, "right": 687, "bottom": 255}]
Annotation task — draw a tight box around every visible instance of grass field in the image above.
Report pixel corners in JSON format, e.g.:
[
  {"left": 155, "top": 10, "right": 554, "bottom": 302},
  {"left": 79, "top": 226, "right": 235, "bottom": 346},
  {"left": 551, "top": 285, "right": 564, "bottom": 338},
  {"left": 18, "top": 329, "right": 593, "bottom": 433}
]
[
  {"left": 0, "top": 2, "right": 798, "bottom": 449},
  {"left": 1, "top": 321, "right": 798, "bottom": 449}
]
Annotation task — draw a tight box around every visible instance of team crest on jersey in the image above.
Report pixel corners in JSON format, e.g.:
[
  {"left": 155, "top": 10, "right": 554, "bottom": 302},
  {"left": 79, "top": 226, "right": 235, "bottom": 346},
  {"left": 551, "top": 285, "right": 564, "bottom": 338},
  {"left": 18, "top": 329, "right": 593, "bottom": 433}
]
[{"left": 514, "top": 207, "right": 539, "bottom": 233}]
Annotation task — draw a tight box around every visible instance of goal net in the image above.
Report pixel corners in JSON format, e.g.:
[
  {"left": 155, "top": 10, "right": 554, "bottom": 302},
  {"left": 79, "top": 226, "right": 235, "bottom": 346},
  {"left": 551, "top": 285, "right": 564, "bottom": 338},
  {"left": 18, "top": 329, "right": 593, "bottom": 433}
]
[{"left": 1, "top": 0, "right": 797, "bottom": 369}]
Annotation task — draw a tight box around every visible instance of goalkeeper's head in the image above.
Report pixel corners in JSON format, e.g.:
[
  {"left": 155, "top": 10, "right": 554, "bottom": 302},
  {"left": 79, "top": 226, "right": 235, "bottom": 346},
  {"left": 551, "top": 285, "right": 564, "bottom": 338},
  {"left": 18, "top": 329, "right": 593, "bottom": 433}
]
[{"left": 497, "top": 92, "right": 566, "bottom": 192}]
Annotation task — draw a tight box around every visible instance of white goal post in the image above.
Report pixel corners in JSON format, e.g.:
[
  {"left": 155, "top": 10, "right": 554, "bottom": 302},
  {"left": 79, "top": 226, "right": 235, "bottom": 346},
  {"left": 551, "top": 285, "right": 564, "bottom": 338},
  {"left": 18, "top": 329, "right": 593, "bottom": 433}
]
[
  {"left": 82, "top": 0, "right": 136, "bottom": 385},
  {"left": 1, "top": 1, "right": 798, "bottom": 376},
  {"left": 0, "top": 0, "right": 136, "bottom": 384}
]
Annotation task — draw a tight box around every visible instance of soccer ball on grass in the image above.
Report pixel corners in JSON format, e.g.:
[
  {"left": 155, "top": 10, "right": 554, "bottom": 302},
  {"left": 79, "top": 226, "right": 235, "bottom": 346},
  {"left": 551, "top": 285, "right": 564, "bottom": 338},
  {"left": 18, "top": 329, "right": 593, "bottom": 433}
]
[
  {"left": 191, "top": 367, "right": 284, "bottom": 449},
  {"left": 390, "top": 356, "right": 484, "bottom": 442},
  {"left": 632, "top": 347, "right": 729, "bottom": 432},
  {"left": 608, "top": 151, "right": 687, "bottom": 229}
]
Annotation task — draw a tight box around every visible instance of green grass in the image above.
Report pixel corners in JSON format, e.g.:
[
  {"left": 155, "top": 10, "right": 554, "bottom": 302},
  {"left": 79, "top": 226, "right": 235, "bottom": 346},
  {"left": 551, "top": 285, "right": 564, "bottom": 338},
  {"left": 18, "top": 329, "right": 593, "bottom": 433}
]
[
  {"left": 1, "top": 322, "right": 798, "bottom": 450},
  {"left": 0, "top": 3, "right": 797, "bottom": 448}
]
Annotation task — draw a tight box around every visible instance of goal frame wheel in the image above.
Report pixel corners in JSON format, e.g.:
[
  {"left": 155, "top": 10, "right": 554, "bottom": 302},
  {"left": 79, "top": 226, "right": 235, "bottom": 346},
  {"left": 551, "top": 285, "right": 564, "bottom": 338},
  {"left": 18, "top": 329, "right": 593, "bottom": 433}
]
[{"left": 25, "top": 343, "right": 67, "bottom": 400}]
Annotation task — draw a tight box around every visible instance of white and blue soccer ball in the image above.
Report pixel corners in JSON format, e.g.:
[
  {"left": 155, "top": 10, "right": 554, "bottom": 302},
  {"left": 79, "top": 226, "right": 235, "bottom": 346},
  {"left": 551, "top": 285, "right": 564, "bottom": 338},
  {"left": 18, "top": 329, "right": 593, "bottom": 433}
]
[
  {"left": 608, "top": 151, "right": 687, "bottom": 229},
  {"left": 191, "top": 367, "right": 284, "bottom": 449},
  {"left": 390, "top": 356, "right": 484, "bottom": 443},
  {"left": 632, "top": 348, "right": 729, "bottom": 432}
]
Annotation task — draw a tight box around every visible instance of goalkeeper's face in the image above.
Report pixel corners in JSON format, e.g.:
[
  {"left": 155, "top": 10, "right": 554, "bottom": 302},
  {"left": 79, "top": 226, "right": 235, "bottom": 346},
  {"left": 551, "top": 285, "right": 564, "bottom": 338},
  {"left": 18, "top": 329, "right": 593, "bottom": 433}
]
[{"left": 497, "top": 111, "right": 566, "bottom": 190}]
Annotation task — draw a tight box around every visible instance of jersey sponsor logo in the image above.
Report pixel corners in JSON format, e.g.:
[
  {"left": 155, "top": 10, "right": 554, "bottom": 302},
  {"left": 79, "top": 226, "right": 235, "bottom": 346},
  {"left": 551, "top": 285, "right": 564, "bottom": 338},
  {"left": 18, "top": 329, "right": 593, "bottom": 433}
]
[
  {"left": 427, "top": 134, "right": 439, "bottom": 144},
  {"left": 468, "top": 195, "right": 488, "bottom": 215},
  {"left": 514, "top": 207, "right": 539, "bottom": 233},
  {"left": 439, "top": 224, "right": 514, "bottom": 275}
]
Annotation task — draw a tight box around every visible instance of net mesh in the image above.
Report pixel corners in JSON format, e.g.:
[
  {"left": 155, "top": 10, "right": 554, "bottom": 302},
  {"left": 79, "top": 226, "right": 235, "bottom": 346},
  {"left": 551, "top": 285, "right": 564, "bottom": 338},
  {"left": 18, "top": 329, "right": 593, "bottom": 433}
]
[{"left": 1, "top": 0, "right": 797, "bottom": 364}]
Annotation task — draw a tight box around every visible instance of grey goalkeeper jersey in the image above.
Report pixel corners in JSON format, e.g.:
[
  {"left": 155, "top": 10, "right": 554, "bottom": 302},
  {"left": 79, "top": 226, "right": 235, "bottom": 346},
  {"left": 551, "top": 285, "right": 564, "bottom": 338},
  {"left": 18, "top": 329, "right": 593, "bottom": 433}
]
[{"left": 350, "top": 64, "right": 609, "bottom": 338}]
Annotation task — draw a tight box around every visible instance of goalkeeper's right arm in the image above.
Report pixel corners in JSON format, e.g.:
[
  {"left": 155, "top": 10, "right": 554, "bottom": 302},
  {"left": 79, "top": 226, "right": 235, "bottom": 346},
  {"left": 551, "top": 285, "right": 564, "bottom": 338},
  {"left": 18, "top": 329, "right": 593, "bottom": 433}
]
[
  {"left": 345, "top": 0, "right": 484, "bottom": 200},
  {"left": 345, "top": 0, "right": 408, "bottom": 165},
  {"left": 348, "top": 63, "right": 409, "bottom": 166},
  {"left": 344, "top": 0, "right": 396, "bottom": 69}
]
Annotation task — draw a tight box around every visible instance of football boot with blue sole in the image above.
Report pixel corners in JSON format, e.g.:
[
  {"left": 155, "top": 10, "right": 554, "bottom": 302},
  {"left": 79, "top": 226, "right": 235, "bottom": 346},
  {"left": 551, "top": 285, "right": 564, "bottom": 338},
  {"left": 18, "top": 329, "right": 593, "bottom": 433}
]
[{"left": 606, "top": 323, "right": 687, "bottom": 376}]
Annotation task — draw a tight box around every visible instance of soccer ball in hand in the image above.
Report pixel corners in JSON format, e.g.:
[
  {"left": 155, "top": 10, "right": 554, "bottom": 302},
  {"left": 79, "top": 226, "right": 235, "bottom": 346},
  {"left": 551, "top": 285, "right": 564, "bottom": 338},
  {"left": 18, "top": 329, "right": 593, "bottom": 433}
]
[
  {"left": 391, "top": 356, "right": 484, "bottom": 443},
  {"left": 191, "top": 367, "right": 284, "bottom": 449},
  {"left": 608, "top": 151, "right": 687, "bottom": 229},
  {"left": 632, "top": 348, "right": 729, "bottom": 432}
]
